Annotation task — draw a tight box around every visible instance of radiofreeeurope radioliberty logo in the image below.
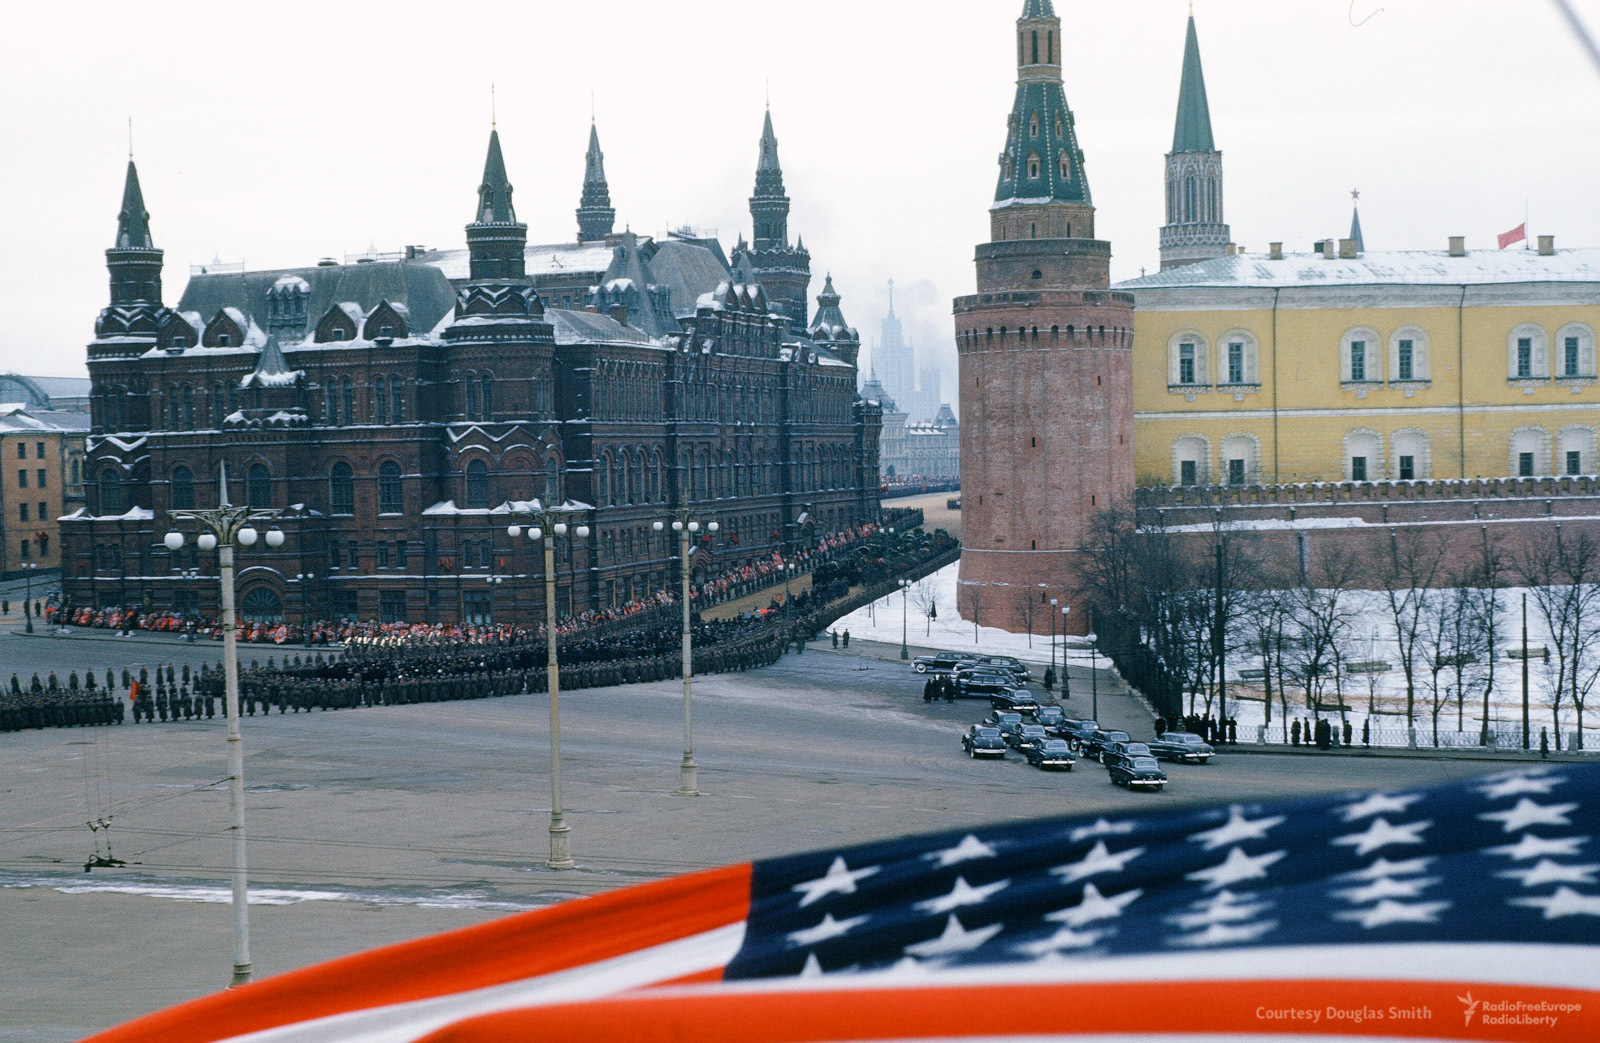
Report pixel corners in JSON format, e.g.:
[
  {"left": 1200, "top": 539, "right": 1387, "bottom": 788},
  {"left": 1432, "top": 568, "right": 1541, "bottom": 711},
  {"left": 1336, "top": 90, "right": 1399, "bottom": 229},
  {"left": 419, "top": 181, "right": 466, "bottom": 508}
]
[{"left": 1460, "top": 993, "right": 1582, "bottom": 1030}]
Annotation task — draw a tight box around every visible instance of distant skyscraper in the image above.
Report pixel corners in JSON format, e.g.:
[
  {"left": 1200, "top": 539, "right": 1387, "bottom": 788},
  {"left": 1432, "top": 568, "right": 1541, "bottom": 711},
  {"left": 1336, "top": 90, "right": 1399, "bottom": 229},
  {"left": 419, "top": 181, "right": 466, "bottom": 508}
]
[
  {"left": 873, "top": 279, "right": 917, "bottom": 413},
  {"left": 1159, "top": 12, "right": 1230, "bottom": 270}
]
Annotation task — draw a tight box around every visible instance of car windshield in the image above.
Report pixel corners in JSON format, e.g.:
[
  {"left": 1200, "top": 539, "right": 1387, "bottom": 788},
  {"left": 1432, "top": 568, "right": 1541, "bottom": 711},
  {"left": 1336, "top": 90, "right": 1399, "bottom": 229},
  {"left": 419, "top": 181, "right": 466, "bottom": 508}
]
[{"left": 1132, "top": 757, "right": 1160, "bottom": 769}]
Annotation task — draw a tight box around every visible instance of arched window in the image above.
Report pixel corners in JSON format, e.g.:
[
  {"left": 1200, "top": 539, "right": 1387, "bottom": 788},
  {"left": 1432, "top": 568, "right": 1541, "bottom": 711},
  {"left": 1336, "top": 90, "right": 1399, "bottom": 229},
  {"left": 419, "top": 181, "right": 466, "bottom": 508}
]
[
  {"left": 377, "top": 461, "right": 402, "bottom": 514},
  {"left": 1185, "top": 176, "right": 1196, "bottom": 221},
  {"left": 1341, "top": 327, "right": 1382, "bottom": 383},
  {"left": 211, "top": 383, "right": 225, "bottom": 427},
  {"left": 247, "top": 464, "right": 272, "bottom": 508},
  {"left": 649, "top": 451, "right": 662, "bottom": 501},
  {"left": 97, "top": 469, "right": 120, "bottom": 515},
  {"left": 1058, "top": 152, "right": 1070, "bottom": 180},
  {"left": 631, "top": 450, "right": 644, "bottom": 505},
  {"left": 1389, "top": 326, "right": 1432, "bottom": 383},
  {"left": 464, "top": 459, "right": 490, "bottom": 509},
  {"left": 329, "top": 462, "right": 354, "bottom": 514},
  {"left": 326, "top": 383, "right": 339, "bottom": 425},
  {"left": 480, "top": 374, "right": 493, "bottom": 419},
  {"left": 1167, "top": 332, "right": 1208, "bottom": 387},
  {"left": 375, "top": 376, "right": 388, "bottom": 423},
  {"left": 1028, "top": 113, "right": 1040, "bottom": 137},
  {"left": 598, "top": 451, "right": 612, "bottom": 505},
  {"left": 1218, "top": 330, "right": 1260, "bottom": 385},
  {"left": 1510, "top": 427, "right": 1551, "bottom": 477},
  {"left": 390, "top": 375, "right": 405, "bottom": 423},
  {"left": 1171, "top": 435, "right": 1210, "bottom": 486},
  {"left": 182, "top": 386, "right": 195, "bottom": 430},
  {"left": 465, "top": 373, "right": 479, "bottom": 418},
  {"left": 170, "top": 466, "right": 194, "bottom": 510},
  {"left": 1026, "top": 152, "right": 1041, "bottom": 180},
  {"left": 1219, "top": 433, "right": 1260, "bottom": 486},
  {"left": 545, "top": 458, "right": 562, "bottom": 504},
  {"left": 1390, "top": 429, "right": 1430, "bottom": 481},
  {"left": 1555, "top": 323, "right": 1596, "bottom": 379},
  {"left": 341, "top": 377, "right": 354, "bottom": 423},
  {"left": 1030, "top": 29, "right": 1038, "bottom": 64},
  {"left": 1343, "top": 430, "right": 1382, "bottom": 482},
  {"left": 1508, "top": 324, "right": 1549, "bottom": 381},
  {"left": 1558, "top": 425, "right": 1596, "bottom": 475}
]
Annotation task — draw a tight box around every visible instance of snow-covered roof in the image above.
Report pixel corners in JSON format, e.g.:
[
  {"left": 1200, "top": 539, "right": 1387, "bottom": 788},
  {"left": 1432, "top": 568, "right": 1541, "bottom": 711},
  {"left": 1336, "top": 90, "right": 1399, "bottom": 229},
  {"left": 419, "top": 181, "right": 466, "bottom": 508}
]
[
  {"left": 415, "top": 241, "right": 618, "bottom": 281},
  {"left": 0, "top": 406, "right": 91, "bottom": 433},
  {"left": 548, "top": 308, "right": 655, "bottom": 348},
  {"left": 1117, "top": 247, "right": 1600, "bottom": 290}
]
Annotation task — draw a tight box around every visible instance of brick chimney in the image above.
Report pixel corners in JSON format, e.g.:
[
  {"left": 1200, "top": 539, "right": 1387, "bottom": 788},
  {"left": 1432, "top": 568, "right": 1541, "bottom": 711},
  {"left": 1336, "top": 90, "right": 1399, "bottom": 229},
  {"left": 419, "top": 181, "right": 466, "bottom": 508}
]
[
  {"left": 1321, "top": 240, "right": 1337, "bottom": 259},
  {"left": 1269, "top": 242, "right": 1283, "bottom": 260},
  {"left": 609, "top": 303, "right": 629, "bottom": 326},
  {"left": 1448, "top": 236, "right": 1466, "bottom": 257},
  {"left": 1338, "top": 238, "right": 1358, "bottom": 259},
  {"left": 1538, "top": 234, "right": 1555, "bottom": 256}
]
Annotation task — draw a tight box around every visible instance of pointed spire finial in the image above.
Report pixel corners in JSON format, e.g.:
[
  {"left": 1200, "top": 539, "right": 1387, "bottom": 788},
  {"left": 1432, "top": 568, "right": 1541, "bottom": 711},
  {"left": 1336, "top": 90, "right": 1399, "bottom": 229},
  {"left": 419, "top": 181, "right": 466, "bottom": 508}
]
[
  {"left": 127, "top": 116, "right": 133, "bottom": 159},
  {"left": 491, "top": 82, "right": 496, "bottom": 128},
  {"left": 1171, "top": 9, "right": 1216, "bottom": 153}
]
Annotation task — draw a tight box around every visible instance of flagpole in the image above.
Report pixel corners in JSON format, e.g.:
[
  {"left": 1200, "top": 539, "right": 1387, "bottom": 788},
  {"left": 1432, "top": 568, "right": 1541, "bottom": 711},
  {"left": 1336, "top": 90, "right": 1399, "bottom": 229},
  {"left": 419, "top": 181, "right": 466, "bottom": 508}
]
[{"left": 1525, "top": 198, "right": 1531, "bottom": 250}]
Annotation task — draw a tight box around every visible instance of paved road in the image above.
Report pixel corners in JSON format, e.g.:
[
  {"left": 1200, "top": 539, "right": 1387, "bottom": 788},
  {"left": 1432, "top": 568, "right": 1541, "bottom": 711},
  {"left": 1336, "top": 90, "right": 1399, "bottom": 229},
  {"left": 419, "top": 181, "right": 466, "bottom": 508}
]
[{"left": 0, "top": 636, "right": 1516, "bottom": 1042}]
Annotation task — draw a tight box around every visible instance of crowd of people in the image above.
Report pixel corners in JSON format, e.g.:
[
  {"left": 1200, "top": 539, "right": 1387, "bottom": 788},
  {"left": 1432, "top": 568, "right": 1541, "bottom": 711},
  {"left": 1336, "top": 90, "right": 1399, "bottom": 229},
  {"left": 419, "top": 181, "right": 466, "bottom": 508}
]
[
  {"left": 7, "top": 520, "right": 958, "bottom": 734},
  {"left": 53, "top": 520, "right": 910, "bottom": 646}
]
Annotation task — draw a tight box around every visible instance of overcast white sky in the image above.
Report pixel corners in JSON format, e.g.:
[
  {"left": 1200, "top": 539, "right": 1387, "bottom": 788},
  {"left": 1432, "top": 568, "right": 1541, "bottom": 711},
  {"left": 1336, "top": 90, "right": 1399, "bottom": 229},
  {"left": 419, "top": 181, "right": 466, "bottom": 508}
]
[{"left": 3, "top": 1, "right": 1599, "bottom": 392}]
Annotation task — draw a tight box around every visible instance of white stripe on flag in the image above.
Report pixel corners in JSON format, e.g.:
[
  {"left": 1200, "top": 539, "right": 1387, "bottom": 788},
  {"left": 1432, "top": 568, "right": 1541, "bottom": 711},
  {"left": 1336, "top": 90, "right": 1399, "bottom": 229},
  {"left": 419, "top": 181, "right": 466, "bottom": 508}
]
[{"left": 212, "top": 921, "right": 747, "bottom": 1043}]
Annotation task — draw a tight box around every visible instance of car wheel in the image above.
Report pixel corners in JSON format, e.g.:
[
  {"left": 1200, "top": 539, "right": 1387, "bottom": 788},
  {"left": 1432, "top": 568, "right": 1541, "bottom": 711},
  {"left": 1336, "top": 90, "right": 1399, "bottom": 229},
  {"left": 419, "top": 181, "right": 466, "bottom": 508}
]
[{"left": 915, "top": 664, "right": 926, "bottom": 673}]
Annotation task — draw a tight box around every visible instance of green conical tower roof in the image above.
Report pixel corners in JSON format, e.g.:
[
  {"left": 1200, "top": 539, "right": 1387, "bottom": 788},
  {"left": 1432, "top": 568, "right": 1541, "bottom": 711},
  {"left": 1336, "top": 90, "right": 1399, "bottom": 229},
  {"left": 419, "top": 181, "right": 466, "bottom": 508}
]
[
  {"left": 1171, "top": 15, "right": 1215, "bottom": 153},
  {"left": 115, "top": 160, "right": 154, "bottom": 250},
  {"left": 474, "top": 129, "right": 517, "bottom": 224}
]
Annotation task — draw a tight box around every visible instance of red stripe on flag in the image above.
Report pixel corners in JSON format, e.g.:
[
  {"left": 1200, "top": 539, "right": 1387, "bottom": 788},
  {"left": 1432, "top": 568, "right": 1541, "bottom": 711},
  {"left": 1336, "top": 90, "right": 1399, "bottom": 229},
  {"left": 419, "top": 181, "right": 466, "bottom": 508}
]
[
  {"left": 1499, "top": 223, "right": 1527, "bottom": 249},
  {"left": 83, "top": 863, "right": 752, "bottom": 1043},
  {"left": 415, "top": 977, "right": 1600, "bottom": 1043}
]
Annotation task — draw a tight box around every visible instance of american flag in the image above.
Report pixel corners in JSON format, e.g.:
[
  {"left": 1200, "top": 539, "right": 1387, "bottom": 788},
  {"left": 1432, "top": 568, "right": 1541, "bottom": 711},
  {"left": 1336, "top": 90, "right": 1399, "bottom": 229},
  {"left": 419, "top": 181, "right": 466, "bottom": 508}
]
[{"left": 89, "top": 765, "right": 1600, "bottom": 1043}]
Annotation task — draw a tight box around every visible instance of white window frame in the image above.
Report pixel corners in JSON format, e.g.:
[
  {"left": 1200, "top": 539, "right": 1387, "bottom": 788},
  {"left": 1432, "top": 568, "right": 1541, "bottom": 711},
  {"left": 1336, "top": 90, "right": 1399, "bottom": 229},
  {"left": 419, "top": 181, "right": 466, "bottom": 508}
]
[
  {"left": 1388, "top": 325, "right": 1431, "bottom": 384},
  {"left": 1509, "top": 426, "right": 1552, "bottom": 477},
  {"left": 1168, "top": 331, "right": 1209, "bottom": 388},
  {"left": 1389, "top": 428, "right": 1431, "bottom": 481},
  {"left": 1507, "top": 323, "right": 1549, "bottom": 381},
  {"left": 1343, "top": 429, "right": 1383, "bottom": 482},
  {"left": 1557, "top": 425, "right": 1596, "bottom": 475},
  {"left": 1170, "top": 434, "right": 1211, "bottom": 486},
  {"left": 1217, "top": 329, "right": 1259, "bottom": 386},
  {"left": 1555, "top": 323, "right": 1596, "bottom": 379},
  {"left": 1341, "top": 327, "right": 1383, "bottom": 385},
  {"left": 1218, "top": 432, "right": 1261, "bottom": 485}
]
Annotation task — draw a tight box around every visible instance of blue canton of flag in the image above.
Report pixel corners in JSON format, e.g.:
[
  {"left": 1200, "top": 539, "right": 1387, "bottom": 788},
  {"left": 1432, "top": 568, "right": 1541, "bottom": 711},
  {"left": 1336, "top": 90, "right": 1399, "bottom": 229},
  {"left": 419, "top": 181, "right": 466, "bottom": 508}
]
[{"left": 725, "top": 764, "right": 1600, "bottom": 979}]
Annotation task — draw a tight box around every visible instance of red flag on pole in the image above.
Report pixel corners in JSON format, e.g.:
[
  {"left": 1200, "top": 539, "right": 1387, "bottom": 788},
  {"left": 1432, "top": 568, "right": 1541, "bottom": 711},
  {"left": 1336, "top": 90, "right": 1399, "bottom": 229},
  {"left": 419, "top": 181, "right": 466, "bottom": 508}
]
[{"left": 1498, "top": 222, "right": 1527, "bottom": 249}]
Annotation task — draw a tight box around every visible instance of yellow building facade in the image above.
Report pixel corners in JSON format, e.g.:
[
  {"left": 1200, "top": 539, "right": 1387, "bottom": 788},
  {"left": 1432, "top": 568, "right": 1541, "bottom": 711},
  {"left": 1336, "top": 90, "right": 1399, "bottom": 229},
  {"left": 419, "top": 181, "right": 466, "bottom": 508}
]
[
  {"left": 1118, "top": 238, "right": 1600, "bottom": 487},
  {"left": 0, "top": 406, "right": 88, "bottom": 577}
]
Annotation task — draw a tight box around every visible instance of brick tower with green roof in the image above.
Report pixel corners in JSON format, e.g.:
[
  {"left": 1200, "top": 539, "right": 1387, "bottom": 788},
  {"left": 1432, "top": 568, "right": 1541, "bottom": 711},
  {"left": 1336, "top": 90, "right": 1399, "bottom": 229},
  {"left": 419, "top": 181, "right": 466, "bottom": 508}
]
[{"left": 952, "top": 0, "right": 1134, "bottom": 635}]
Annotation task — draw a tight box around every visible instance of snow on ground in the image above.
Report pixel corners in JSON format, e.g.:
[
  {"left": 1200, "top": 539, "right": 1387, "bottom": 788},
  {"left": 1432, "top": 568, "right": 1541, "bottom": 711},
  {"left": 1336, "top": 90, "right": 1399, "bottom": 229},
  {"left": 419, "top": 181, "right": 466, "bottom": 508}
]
[
  {"left": 831, "top": 562, "right": 1096, "bottom": 669},
  {"left": 832, "top": 563, "right": 1598, "bottom": 751}
]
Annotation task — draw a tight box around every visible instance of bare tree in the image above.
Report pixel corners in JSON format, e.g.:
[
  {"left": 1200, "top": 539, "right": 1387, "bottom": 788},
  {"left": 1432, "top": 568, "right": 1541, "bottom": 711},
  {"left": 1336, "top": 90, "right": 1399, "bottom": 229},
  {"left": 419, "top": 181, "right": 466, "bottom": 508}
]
[
  {"left": 1517, "top": 526, "right": 1600, "bottom": 750},
  {"left": 1246, "top": 583, "right": 1295, "bottom": 742},
  {"left": 911, "top": 578, "right": 940, "bottom": 637},
  {"left": 1473, "top": 529, "right": 1506, "bottom": 745},
  {"left": 1288, "top": 542, "right": 1363, "bottom": 717},
  {"left": 1011, "top": 586, "right": 1041, "bottom": 648},
  {"left": 1374, "top": 526, "right": 1452, "bottom": 732},
  {"left": 959, "top": 581, "right": 985, "bottom": 643}
]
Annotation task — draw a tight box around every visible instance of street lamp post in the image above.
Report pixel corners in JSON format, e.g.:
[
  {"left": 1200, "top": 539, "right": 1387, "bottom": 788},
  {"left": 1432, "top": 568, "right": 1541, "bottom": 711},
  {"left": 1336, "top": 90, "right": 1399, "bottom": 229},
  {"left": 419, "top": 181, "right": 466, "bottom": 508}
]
[
  {"left": 22, "top": 563, "right": 37, "bottom": 633},
  {"left": 1049, "top": 597, "right": 1059, "bottom": 691},
  {"left": 1060, "top": 605, "right": 1071, "bottom": 704},
  {"left": 1088, "top": 625, "right": 1099, "bottom": 723},
  {"left": 296, "top": 571, "right": 315, "bottom": 645},
  {"left": 507, "top": 501, "right": 590, "bottom": 870},
  {"left": 898, "top": 577, "right": 909, "bottom": 659},
  {"left": 484, "top": 574, "right": 503, "bottom": 623},
  {"left": 654, "top": 511, "right": 717, "bottom": 796},
  {"left": 164, "top": 466, "right": 284, "bottom": 987},
  {"left": 783, "top": 562, "right": 795, "bottom": 615}
]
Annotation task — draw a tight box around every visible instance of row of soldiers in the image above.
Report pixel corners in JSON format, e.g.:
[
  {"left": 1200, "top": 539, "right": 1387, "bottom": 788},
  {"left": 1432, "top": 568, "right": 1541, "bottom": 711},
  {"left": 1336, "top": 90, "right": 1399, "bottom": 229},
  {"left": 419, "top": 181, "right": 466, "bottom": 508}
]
[{"left": 7, "top": 528, "right": 959, "bottom": 733}]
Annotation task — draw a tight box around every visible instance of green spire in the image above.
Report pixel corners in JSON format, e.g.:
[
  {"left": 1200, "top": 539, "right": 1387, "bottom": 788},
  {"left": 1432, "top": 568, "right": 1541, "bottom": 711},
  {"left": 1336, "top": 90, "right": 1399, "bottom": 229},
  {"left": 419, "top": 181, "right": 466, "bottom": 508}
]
[
  {"left": 1171, "top": 15, "right": 1215, "bottom": 153},
  {"left": 756, "top": 109, "right": 781, "bottom": 177},
  {"left": 115, "top": 160, "right": 153, "bottom": 250},
  {"left": 1350, "top": 203, "right": 1365, "bottom": 252},
  {"left": 474, "top": 129, "right": 517, "bottom": 224}
]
